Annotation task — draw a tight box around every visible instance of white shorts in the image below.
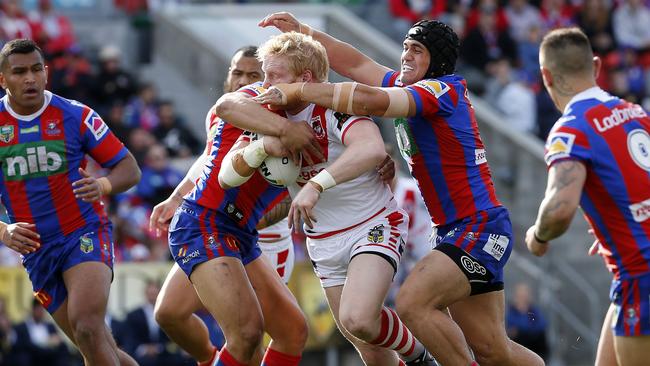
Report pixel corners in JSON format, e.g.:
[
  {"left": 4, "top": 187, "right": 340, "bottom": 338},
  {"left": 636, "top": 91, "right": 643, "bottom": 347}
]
[
  {"left": 306, "top": 208, "right": 409, "bottom": 288},
  {"left": 259, "top": 236, "right": 295, "bottom": 284}
]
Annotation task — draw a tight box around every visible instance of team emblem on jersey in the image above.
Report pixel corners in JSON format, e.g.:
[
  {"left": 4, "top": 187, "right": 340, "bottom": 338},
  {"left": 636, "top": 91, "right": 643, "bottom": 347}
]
[
  {"left": 545, "top": 132, "right": 575, "bottom": 165},
  {"left": 334, "top": 112, "right": 351, "bottom": 131},
  {"left": 79, "top": 235, "right": 94, "bottom": 253},
  {"left": 367, "top": 225, "right": 385, "bottom": 243},
  {"left": 418, "top": 80, "right": 450, "bottom": 99},
  {"left": 45, "top": 120, "right": 62, "bottom": 136},
  {"left": 84, "top": 115, "right": 108, "bottom": 141},
  {"left": 311, "top": 115, "right": 325, "bottom": 139},
  {"left": 0, "top": 126, "right": 14, "bottom": 143},
  {"left": 624, "top": 304, "right": 639, "bottom": 327},
  {"left": 627, "top": 129, "right": 650, "bottom": 171}
]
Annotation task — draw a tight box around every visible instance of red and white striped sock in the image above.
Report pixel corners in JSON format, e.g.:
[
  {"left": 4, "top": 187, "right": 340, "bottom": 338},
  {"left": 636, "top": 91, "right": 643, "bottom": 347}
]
[{"left": 370, "top": 307, "right": 425, "bottom": 362}]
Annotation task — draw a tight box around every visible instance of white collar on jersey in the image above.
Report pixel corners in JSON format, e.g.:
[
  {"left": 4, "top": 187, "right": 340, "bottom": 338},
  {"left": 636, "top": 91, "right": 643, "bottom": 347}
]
[
  {"left": 564, "top": 86, "right": 613, "bottom": 115},
  {"left": 3, "top": 90, "right": 53, "bottom": 122}
]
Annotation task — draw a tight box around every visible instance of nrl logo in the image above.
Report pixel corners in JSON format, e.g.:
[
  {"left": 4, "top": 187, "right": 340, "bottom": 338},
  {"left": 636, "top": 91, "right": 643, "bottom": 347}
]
[
  {"left": 0, "top": 126, "right": 14, "bottom": 143},
  {"left": 79, "top": 235, "right": 94, "bottom": 253},
  {"left": 367, "top": 224, "right": 385, "bottom": 243}
]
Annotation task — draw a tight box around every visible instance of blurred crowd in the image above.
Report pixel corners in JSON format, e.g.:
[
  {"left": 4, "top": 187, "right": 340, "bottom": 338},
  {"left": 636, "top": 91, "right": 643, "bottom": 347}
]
[{"left": 390, "top": 0, "right": 650, "bottom": 139}]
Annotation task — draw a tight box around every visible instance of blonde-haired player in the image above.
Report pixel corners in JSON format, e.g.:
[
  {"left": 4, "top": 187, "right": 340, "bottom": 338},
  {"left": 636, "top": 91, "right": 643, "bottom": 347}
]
[{"left": 217, "top": 32, "right": 435, "bottom": 366}]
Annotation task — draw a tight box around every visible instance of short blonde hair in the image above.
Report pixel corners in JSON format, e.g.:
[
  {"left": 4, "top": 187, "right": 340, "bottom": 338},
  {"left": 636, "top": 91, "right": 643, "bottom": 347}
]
[{"left": 257, "top": 32, "right": 329, "bottom": 82}]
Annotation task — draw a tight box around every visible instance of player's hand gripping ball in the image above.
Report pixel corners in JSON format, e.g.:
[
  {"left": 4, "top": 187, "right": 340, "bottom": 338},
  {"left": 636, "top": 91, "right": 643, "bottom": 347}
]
[{"left": 251, "top": 132, "right": 301, "bottom": 187}]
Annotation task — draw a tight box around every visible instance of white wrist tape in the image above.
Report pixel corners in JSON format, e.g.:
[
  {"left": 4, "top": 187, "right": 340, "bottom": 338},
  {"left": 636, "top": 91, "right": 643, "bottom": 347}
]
[
  {"left": 309, "top": 169, "right": 336, "bottom": 192},
  {"left": 299, "top": 23, "right": 314, "bottom": 36},
  {"left": 242, "top": 138, "right": 268, "bottom": 168},
  {"left": 219, "top": 152, "right": 252, "bottom": 188},
  {"left": 383, "top": 87, "right": 410, "bottom": 117}
]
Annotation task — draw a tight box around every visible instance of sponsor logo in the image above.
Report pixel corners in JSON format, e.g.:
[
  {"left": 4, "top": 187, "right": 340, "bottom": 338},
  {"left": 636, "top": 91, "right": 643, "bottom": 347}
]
[
  {"left": 592, "top": 105, "right": 646, "bottom": 133},
  {"left": 627, "top": 129, "right": 650, "bottom": 171},
  {"left": 45, "top": 120, "right": 61, "bottom": 136},
  {"left": 177, "top": 245, "right": 188, "bottom": 258},
  {"left": 0, "top": 141, "right": 67, "bottom": 181},
  {"left": 475, "top": 149, "right": 487, "bottom": 165},
  {"left": 460, "top": 255, "right": 486, "bottom": 275},
  {"left": 181, "top": 249, "right": 200, "bottom": 264},
  {"left": 629, "top": 198, "right": 650, "bottom": 223},
  {"left": 20, "top": 125, "right": 39, "bottom": 134},
  {"left": 0, "top": 126, "right": 14, "bottom": 143},
  {"left": 224, "top": 235, "right": 239, "bottom": 252},
  {"left": 418, "top": 80, "right": 450, "bottom": 99},
  {"left": 545, "top": 132, "right": 576, "bottom": 165},
  {"left": 367, "top": 225, "right": 385, "bottom": 243},
  {"left": 79, "top": 234, "right": 94, "bottom": 253},
  {"left": 34, "top": 290, "right": 52, "bottom": 308},
  {"left": 482, "top": 234, "right": 509, "bottom": 261},
  {"left": 84, "top": 115, "right": 108, "bottom": 140}
]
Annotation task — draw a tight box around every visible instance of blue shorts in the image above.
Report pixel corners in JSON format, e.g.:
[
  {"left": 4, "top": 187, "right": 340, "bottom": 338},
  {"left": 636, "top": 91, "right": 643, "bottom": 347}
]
[
  {"left": 168, "top": 200, "right": 262, "bottom": 277},
  {"left": 434, "top": 206, "right": 513, "bottom": 294},
  {"left": 22, "top": 222, "right": 114, "bottom": 314},
  {"left": 610, "top": 272, "right": 650, "bottom": 336}
]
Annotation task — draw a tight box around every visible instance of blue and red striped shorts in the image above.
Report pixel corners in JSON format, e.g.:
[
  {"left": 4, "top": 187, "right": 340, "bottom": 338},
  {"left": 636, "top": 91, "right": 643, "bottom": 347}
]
[
  {"left": 168, "top": 200, "right": 262, "bottom": 277},
  {"left": 22, "top": 221, "right": 114, "bottom": 314},
  {"left": 611, "top": 272, "right": 650, "bottom": 336}
]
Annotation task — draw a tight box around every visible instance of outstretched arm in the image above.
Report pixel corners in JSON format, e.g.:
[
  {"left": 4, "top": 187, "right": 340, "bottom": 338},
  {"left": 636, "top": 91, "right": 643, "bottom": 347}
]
[
  {"left": 259, "top": 12, "right": 392, "bottom": 86},
  {"left": 254, "top": 81, "right": 417, "bottom": 119},
  {"left": 526, "top": 160, "right": 586, "bottom": 256}
]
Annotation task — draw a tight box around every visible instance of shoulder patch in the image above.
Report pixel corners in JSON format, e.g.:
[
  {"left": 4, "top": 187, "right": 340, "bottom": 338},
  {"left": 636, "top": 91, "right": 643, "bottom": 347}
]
[
  {"left": 85, "top": 115, "right": 108, "bottom": 140},
  {"left": 334, "top": 112, "right": 352, "bottom": 130},
  {"left": 418, "top": 80, "right": 450, "bottom": 99},
  {"left": 545, "top": 132, "right": 576, "bottom": 165}
]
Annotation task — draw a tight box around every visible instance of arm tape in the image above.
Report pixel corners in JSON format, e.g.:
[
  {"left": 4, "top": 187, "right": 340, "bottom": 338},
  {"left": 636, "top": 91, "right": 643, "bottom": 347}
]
[
  {"left": 309, "top": 169, "right": 337, "bottom": 192},
  {"left": 219, "top": 151, "right": 253, "bottom": 188},
  {"left": 242, "top": 138, "right": 268, "bottom": 168},
  {"left": 331, "top": 82, "right": 357, "bottom": 114},
  {"left": 383, "top": 87, "right": 410, "bottom": 117}
]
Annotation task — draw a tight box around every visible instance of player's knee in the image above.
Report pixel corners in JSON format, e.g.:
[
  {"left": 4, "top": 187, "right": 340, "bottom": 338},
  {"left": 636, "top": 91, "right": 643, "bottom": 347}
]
[
  {"left": 339, "top": 309, "right": 378, "bottom": 342},
  {"left": 471, "top": 338, "right": 512, "bottom": 366},
  {"left": 234, "top": 322, "right": 264, "bottom": 352},
  {"left": 154, "top": 302, "right": 183, "bottom": 329},
  {"left": 287, "top": 311, "right": 309, "bottom": 348},
  {"left": 395, "top": 292, "right": 421, "bottom": 326},
  {"left": 71, "top": 316, "right": 104, "bottom": 345}
]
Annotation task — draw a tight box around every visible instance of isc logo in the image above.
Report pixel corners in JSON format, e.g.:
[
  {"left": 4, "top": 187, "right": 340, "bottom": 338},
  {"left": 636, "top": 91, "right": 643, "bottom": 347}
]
[{"left": 1, "top": 141, "right": 67, "bottom": 180}]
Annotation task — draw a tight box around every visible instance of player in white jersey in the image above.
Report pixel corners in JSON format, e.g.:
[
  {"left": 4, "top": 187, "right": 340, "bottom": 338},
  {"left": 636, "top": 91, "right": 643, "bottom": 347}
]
[{"left": 216, "top": 32, "right": 436, "bottom": 366}]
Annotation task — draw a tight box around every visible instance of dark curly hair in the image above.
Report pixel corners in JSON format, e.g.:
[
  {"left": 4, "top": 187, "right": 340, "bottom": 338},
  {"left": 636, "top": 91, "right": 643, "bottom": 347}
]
[{"left": 405, "top": 20, "right": 459, "bottom": 78}]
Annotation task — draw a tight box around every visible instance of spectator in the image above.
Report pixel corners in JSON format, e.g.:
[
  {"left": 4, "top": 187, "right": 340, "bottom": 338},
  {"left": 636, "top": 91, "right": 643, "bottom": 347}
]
[
  {"left": 91, "top": 45, "right": 137, "bottom": 113},
  {"left": 460, "top": 4, "right": 518, "bottom": 90},
  {"left": 105, "top": 314, "right": 128, "bottom": 351},
  {"left": 540, "top": 0, "right": 576, "bottom": 31},
  {"left": 125, "top": 83, "right": 160, "bottom": 131},
  {"left": 49, "top": 45, "right": 93, "bottom": 104},
  {"left": 465, "top": 0, "right": 510, "bottom": 35},
  {"left": 506, "top": 284, "right": 549, "bottom": 361},
  {"left": 485, "top": 58, "right": 537, "bottom": 133},
  {"left": 577, "top": 0, "right": 616, "bottom": 56},
  {"left": 389, "top": 0, "right": 447, "bottom": 40},
  {"left": 153, "top": 100, "right": 201, "bottom": 158},
  {"left": 28, "top": 0, "right": 76, "bottom": 57},
  {"left": 136, "top": 144, "right": 184, "bottom": 208},
  {"left": 535, "top": 88, "right": 561, "bottom": 140},
  {"left": 504, "top": 0, "right": 543, "bottom": 43},
  {"left": 123, "top": 280, "right": 190, "bottom": 366},
  {"left": 127, "top": 127, "right": 156, "bottom": 162},
  {"left": 105, "top": 101, "right": 132, "bottom": 144},
  {"left": 9, "top": 299, "right": 70, "bottom": 366},
  {"left": 0, "top": 0, "right": 32, "bottom": 41},
  {"left": 612, "top": 0, "right": 650, "bottom": 51},
  {"left": 518, "top": 24, "right": 542, "bottom": 84}
]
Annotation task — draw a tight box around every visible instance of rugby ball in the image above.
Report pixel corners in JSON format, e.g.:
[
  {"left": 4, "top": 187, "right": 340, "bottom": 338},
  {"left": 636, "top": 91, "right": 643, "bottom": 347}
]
[
  {"left": 258, "top": 155, "right": 301, "bottom": 187},
  {"left": 249, "top": 131, "right": 300, "bottom": 187}
]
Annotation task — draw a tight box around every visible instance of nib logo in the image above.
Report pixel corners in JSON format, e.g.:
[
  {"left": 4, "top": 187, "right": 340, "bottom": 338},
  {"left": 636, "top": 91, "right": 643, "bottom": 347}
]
[{"left": 0, "top": 141, "right": 67, "bottom": 180}]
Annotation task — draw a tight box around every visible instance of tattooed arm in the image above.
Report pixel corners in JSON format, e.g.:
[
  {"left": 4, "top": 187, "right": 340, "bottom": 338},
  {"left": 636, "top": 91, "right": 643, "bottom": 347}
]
[
  {"left": 256, "top": 196, "right": 292, "bottom": 230},
  {"left": 526, "top": 160, "right": 587, "bottom": 256}
]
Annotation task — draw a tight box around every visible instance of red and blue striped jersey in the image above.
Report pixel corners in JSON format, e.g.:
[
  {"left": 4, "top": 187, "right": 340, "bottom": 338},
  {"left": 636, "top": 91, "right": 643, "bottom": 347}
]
[
  {"left": 0, "top": 91, "right": 128, "bottom": 241},
  {"left": 544, "top": 87, "right": 650, "bottom": 280},
  {"left": 186, "top": 85, "right": 288, "bottom": 232},
  {"left": 382, "top": 71, "right": 501, "bottom": 226}
]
